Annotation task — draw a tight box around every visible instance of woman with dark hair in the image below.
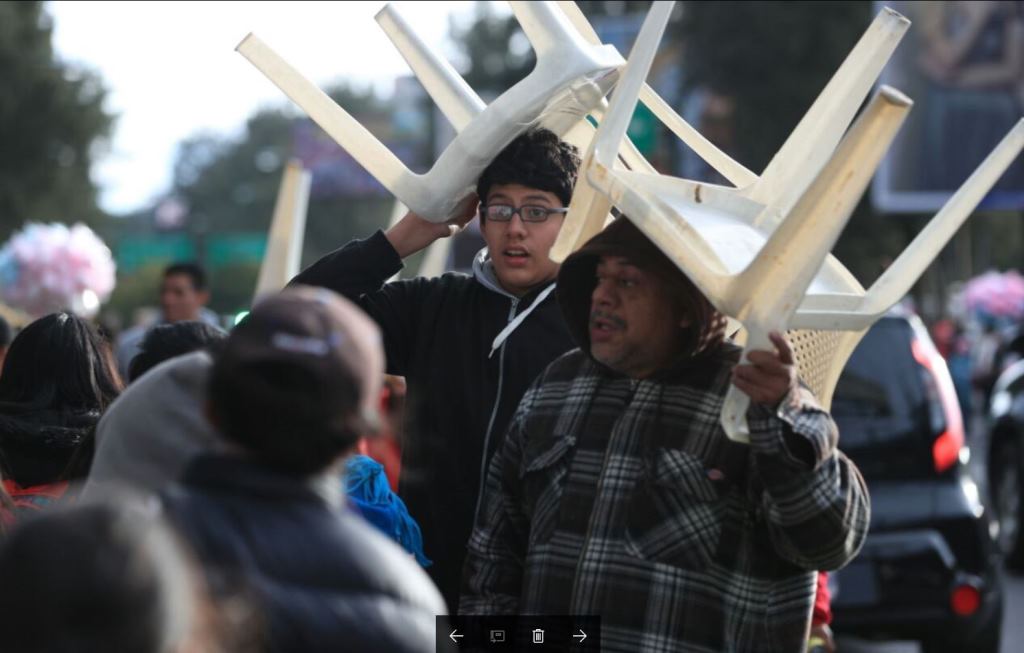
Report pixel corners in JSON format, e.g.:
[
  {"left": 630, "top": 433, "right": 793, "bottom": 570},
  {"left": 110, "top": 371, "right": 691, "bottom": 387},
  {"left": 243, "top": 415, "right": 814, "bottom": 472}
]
[{"left": 0, "top": 312, "right": 122, "bottom": 520}]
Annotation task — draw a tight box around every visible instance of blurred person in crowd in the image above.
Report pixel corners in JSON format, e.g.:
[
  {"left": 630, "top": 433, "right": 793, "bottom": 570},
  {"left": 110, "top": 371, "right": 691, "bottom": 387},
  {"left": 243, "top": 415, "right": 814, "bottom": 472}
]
[
  {"left": 90, "top": 348, "right": 435, "bottom": 573},
  {"left": 461, "top": 219, "right": 869, "bottom": 652},
  {"left": 355, "top": 374, "right": 405, "bottom": 491},
  {"left": 810, "top": 570, "right": 836, "bottom": 652},
  {"left": 0, "top": 500, "right": 252, "bottom": 653},
  {"left": 128, "top": 321, "right": 227, "bottom": 384},
  {"left": 67, "top": 319, "right": 223, "bottom": 480},
  {"left": 0, "top": 313, "right": 122, "bottom": 523},
  {"left": 291, "top": 128, "right": 580, "bottom": 609},
  {"left": 116, "top": 262, "right": 220, "bottom": 377},
  {"left": 0, "top": 314, "right": 12, "bottom": 374},
  {"left": 85, "top": 351, "right": 219, "bottom": 497},
  {"left": 971, "top": 317, "right": 1004, "bottom": 406},
  {"left": 160, "top": 287, "right": 444, "bottom": 653},
  {"left": 948, "top": 324, "right": 974, "bottom": 421}
]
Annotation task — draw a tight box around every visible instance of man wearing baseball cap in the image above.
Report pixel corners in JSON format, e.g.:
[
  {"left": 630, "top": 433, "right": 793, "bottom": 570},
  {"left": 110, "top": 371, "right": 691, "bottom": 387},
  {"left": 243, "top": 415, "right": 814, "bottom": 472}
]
[{"left": 160, "top": 286, "right": 444, "bottom": 653}]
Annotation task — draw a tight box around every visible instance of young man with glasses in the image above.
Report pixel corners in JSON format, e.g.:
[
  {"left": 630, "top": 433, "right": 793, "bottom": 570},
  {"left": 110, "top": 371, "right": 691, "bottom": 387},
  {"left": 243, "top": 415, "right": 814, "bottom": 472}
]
[{"left": 291, "top": 129, "right": 580, "bottom": 610}]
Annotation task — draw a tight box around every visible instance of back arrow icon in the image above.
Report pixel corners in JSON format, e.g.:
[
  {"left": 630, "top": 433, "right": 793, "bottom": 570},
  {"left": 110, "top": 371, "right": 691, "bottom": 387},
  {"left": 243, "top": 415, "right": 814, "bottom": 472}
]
[
  {"left": 449, "top": 629, "right": 463, "bottom": 643},
  {"left": 573, "top": 629, "right": 587, "bottom": 642}
]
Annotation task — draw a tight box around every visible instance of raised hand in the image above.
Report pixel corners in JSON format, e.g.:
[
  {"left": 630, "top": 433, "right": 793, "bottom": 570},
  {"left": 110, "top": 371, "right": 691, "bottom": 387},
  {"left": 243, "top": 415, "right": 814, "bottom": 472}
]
[
  {"left": 386, "top": 194, "right": 479, "bottom": 259},
  {"left": 730, "top": 331, "right": 798, "bottom": 407}
]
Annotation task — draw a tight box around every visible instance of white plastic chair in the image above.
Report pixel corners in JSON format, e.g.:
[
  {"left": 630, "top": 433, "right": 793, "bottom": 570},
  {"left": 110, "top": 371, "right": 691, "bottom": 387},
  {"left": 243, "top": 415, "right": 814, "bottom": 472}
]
[
  {"left": 253, "top": 160, "right": 311, "bottom": 302},
  {"left": 236, "top": 2, "right": 627, "bottom": 223},
  {"left": 559, "top": 1, "right": 1024, "bottom": 440}
]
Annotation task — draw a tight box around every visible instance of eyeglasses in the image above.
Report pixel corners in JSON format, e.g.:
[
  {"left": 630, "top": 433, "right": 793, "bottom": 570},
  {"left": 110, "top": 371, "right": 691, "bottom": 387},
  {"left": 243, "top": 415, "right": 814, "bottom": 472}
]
[{"left": 481, "top": 204, "right": 569, "bottom": 223}]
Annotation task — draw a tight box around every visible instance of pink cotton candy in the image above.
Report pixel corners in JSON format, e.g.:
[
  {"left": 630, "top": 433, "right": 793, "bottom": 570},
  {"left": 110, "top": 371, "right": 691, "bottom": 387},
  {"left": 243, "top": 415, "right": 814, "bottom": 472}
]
[{"left": 0, "top": 223, "right": 116, "bottom": 318}]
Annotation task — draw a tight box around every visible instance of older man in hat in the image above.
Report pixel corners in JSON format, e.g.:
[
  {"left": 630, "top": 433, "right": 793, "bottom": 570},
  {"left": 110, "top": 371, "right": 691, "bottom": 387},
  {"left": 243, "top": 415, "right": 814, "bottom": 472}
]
[{"left": 461, "top": 219, "right": 869, "bottom": 652}]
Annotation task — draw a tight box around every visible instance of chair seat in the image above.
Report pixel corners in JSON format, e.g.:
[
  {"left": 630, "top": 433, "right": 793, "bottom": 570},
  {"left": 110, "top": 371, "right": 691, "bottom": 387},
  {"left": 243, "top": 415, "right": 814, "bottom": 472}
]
[{"left": 606, "top": 166, "right": 864, "bottom": 297}]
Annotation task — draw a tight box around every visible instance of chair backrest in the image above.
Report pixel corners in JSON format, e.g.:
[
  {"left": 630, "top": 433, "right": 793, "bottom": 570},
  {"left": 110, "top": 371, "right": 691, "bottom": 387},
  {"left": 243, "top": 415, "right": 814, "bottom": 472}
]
[
  {"left": 253, "top": 161, "right": 311, "bottom": 301},
  {"left": 787, "top": 328, "right": 868, "bottom": 411}
]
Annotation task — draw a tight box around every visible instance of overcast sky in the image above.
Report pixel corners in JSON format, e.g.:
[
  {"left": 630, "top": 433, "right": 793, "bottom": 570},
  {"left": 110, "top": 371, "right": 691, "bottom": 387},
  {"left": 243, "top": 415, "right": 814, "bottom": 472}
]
[{"left": 48, "top": 1, "right": 498, "bottom": 215}]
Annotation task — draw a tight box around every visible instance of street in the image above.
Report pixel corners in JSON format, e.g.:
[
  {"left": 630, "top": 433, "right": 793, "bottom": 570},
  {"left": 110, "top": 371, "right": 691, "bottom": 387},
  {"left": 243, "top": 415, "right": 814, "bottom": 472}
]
[{"left": 836, "top": 570, "right": 1024, "bottom": 652}]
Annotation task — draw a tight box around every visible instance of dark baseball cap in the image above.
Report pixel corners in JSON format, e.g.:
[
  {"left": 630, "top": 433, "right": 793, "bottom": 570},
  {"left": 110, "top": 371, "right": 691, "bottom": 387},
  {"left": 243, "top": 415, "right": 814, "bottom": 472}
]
[{"left": 209, "top": 286, "right": 384, "bottom": 473}]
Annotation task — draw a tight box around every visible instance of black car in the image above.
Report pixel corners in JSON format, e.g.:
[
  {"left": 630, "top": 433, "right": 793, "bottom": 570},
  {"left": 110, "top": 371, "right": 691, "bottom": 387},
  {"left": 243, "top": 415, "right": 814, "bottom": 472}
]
[
  {"left": 987, "top": 353, "right": 1024, "bottom": 570},
  {"left": 829, "top": 313, "right": 1004, "bottom": 653}
]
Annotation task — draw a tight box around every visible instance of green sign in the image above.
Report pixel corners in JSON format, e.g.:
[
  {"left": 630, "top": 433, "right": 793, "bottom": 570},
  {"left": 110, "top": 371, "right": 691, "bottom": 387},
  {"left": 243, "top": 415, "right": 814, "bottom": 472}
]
[
  {"left": 117, "top": 234, "right": 196, "bottom": 273},
  {"left": 206, "top": 234, "right": 267, "bottom": 267},
  {"left": 115, "top": 233, "right": 268, "bottom": 273},
  {"left": 627, "top": 103, "right": 658, "bottom": 156}
]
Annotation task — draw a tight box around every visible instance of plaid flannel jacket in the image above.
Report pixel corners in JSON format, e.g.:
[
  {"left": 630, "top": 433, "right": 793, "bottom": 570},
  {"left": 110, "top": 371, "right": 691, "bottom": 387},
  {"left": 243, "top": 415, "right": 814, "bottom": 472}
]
[{"left": 460, "top": 346, "right": 870, "bottom": 652}]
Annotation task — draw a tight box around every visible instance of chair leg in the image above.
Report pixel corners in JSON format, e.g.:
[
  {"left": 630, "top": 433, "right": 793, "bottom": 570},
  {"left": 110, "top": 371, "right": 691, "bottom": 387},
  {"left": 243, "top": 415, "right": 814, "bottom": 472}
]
[
  {"left": 375, "top": 5, "right": 485, "bottom": 132},
  {"left": 549, "top": 156, "right": 614, "bottom": 263},
  {"left": 554, "top": 0, "right": 756, "bottom": 188},
  {"left": 236, "top": 34, "right": 412, "bottom": 199},
  {"left": 721, "top": 87, "right": 912, "bottom": 442},
  {"left": 550, "top": 2, "right": 675, "bottom": 261},
  {"left": 510, "top": 1, "right": 588, "bottom": 59},
  {"left": 591, "top": 1, "right": 675, "bottom": 169},
  {"left": 861, "top": 118, "right": 1024, "bottom": 318},
  {"left": 745, "top": 8, "right": 909, "bottom": 224}
]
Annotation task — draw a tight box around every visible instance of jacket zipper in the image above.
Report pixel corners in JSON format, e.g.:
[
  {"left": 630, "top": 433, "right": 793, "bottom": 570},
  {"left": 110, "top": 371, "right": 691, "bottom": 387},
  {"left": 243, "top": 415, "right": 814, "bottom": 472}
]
[{"left": 474, "top": 296, "right": 520, "bottom": 523}]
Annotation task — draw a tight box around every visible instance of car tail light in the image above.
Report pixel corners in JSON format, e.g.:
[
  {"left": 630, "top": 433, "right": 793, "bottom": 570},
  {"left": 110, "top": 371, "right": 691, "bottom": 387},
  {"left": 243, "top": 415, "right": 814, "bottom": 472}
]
[
  {"left": 950, "top": 583, "right": 981, "bottom": 616},
  {"left": 910, "top": 337, "right": 964, "bottom": 473}
]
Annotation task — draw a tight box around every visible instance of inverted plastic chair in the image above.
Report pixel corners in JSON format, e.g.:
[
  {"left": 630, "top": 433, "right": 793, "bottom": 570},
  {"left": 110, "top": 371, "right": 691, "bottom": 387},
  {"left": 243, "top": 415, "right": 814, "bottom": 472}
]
[
  {"left": 253, "top": 160, "right": 311, "bottom": 302},
  {"left": 240, "top": 1, "right": 729, "bottom": 288},
  {"left": 237, "top": 2, "right": 628, "bottom": 222},
  {"left": 558, "top": 1, "right": 1024, "bottom": 440}
]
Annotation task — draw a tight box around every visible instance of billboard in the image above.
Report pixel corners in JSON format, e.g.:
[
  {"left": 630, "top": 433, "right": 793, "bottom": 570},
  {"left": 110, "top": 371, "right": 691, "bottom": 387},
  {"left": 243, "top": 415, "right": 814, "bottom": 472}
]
[{"left": 873, "top": 1, "right": 1024, "bottom": 213}]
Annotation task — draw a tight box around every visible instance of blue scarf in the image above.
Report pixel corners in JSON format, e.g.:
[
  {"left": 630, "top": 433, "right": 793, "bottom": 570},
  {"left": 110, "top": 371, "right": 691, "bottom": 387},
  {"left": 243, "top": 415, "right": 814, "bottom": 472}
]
[{"left": 344, "top": 455, "right": 432, "bottom": 567}]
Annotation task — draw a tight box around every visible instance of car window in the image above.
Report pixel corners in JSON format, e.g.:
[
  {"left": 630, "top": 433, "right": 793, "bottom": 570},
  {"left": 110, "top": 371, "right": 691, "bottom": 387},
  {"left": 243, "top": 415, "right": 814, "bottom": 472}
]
[{"left": 831, "top": 318, "right": 927, "bottom": 447}]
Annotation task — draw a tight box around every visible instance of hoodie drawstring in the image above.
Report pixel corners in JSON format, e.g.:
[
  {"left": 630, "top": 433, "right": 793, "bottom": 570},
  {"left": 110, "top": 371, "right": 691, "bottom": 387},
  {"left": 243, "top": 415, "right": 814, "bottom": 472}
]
[{"left": 488, "top": 283, "right": 557, "bottom": 358}]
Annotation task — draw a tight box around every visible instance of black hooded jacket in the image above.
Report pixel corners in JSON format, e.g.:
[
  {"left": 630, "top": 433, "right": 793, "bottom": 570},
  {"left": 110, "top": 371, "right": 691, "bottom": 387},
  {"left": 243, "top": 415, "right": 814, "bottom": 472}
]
[{"left": 291, "top": 231, "right": 575, "bottom": 609}]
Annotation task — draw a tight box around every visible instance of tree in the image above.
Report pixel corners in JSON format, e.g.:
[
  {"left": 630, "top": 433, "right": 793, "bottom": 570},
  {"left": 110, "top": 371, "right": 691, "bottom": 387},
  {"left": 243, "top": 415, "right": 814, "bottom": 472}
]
[
  {"left": 449, "top": 1, "right": 535, "bottom": 95},
  {"left": 151, "top": 84, "right": 395, "bottom": 315},
  {"left": 0, "top": 1, "right": 113, "bottom": 241}
]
